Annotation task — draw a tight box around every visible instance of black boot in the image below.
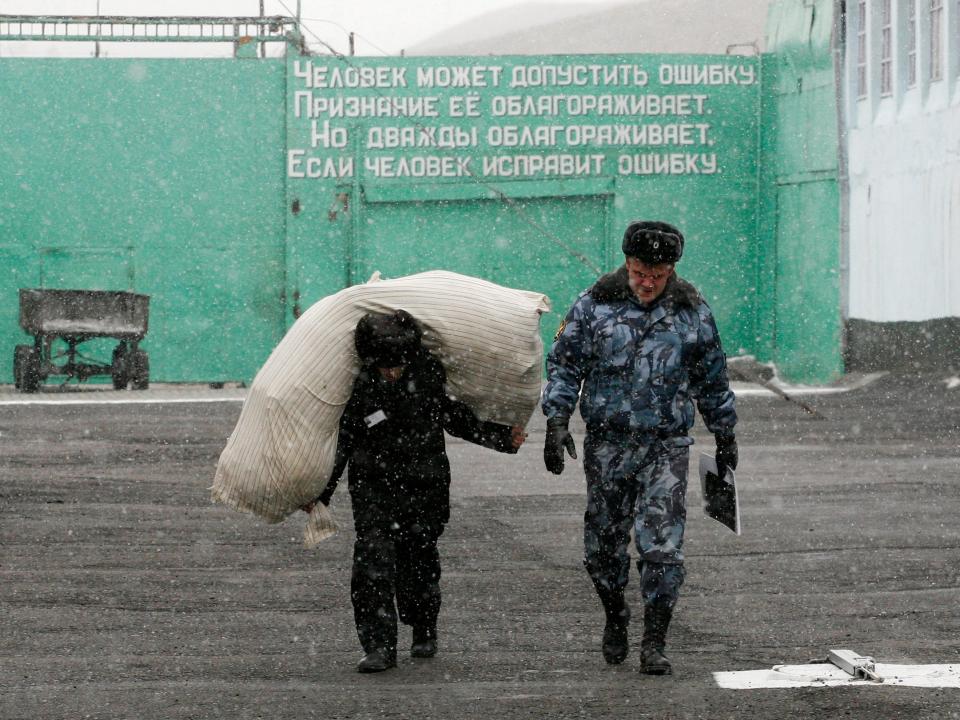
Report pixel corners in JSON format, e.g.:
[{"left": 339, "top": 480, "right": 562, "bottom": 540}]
[
  {"left": 596, "top": 587, "right": 630, "bottom": 665},
  {"left": 357, "top": 648, "right": 397, "bottom": 673},
  {"left": 410, "top": 625, "right": 438, "bottom": 658},
  {"left": 640, "top": 603, "right": 673, "bottom": 675}
]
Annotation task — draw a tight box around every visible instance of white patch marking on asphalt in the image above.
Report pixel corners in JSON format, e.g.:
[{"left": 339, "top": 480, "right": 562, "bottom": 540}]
[{"left": 714, "top": 663, "right": 960, "bottom": 689}]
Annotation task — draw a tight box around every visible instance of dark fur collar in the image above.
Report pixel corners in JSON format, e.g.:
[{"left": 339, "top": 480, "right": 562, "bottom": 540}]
[{"left": 589, "top": 265, "right": 700, "bottom": 309}]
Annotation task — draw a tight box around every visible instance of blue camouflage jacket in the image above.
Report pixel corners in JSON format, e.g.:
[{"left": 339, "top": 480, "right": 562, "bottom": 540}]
[{"left": 542, "top": 266, "right": 737, "bottom": 439}]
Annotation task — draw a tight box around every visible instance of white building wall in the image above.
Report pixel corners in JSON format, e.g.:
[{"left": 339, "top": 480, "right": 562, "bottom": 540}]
[{"left": 845, "top": 0, "right": 960, "bottom": 322}]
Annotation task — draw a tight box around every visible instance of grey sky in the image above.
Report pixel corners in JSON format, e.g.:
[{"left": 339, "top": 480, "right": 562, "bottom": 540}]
[{"left": 1, "top": 0, "right": 620, "bottom": 56}]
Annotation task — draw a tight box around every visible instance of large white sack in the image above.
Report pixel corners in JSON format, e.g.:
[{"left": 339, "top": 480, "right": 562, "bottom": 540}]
[{"left": 211, "top": 270, "right": 550, "bottom": 542}]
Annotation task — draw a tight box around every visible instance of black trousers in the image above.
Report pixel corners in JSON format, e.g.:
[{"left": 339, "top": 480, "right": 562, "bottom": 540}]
[{"left": 349, "top": 476, "right": 447, "bottom": 655}]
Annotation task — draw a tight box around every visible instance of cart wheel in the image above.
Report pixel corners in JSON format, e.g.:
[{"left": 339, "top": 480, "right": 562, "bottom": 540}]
[
  {"left": 14, "top": 345, "right": 41, "bottom": 393},
  {"left": 130, "top": 349, "right": 150, "bottom": 391},
  {"left": 13, "top": 345, "right": 30, "bottom": 389},
  {"left": 111, "top": 344, "right": 129, "bottom": 390}
]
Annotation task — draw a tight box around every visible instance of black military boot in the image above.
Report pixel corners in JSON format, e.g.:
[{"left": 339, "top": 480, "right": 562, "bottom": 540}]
[
  {"left": 640, "top": 603, "right": 673, "bottom": 675},
  {"left": 596, "top": 587, "right": 630, "bottom": 665},
  {"left": 357, "top": 648, "right": 397, "bottom": 673},
  {"left": 410, "top": 625, "right": 438, "bottom": 658}
]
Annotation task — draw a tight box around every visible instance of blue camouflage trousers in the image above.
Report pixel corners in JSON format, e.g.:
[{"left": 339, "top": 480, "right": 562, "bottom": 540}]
[{"left": 583, "top": 432, "right": 690, "bottom": 608}]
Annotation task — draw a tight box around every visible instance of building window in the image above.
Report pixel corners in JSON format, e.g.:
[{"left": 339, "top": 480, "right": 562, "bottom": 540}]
[
  {"left": 857, "top": 0, "right": 868, "bottom": 97},
  {"left": 907, "top": 0, "right": 918, "bottom": 86},
  {"left": 930, "top": 0, "right": 943, "bottom": 80},
  {"left": 881, "top": 0, "right": 893, "bottom": 95}
]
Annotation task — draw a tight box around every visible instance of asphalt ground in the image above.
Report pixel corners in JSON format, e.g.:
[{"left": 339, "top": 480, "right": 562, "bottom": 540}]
[{"left": 2, "top": 371, "right": 960, "bottom": 719}]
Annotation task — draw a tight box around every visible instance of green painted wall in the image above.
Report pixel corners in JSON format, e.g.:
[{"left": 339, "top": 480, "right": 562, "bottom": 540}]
[
  {"left": 758, "top": 0, "right": 844, "bottom": 382},
  {"left": 0, "top": 32, "right": 843, "bottom": 386},
  {"left": 285, "top": 54, "right": 761, "bottom": 359},
  {"left": 0, "top": 59, "right": 286, "bottom": 383}
]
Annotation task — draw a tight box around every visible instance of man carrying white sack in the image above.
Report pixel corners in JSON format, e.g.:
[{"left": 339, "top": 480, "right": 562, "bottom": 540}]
[{"left": 302, "top": 310, "right": 527, "bottom": 673}]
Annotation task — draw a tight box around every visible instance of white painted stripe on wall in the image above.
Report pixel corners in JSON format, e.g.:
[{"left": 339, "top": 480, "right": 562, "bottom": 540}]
[
  {"left": 0, "top": 395, "right": 245, "bottom": 406},
  {"left": 0, "top": 376, "right": 885, "bottom": 406}
]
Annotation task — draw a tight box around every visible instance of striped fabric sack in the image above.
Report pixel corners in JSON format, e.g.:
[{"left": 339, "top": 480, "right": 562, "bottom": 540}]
[{"left": 211, "top": 270, "right": 550, "bottom": 546}]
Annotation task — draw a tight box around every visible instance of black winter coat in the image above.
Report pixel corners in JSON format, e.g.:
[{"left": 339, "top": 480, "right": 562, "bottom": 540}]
[{"left": 319, "top": 348, "right": 516, "bottom": 523}]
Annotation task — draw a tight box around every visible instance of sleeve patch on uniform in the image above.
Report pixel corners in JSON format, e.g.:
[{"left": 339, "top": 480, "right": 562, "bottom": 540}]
[{"left": 554, "top": 319, "right": 567, "bottom": 341}]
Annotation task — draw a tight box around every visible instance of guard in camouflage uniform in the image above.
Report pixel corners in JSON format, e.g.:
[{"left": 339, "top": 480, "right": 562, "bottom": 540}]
[{"left": 542, "top": 220, "right": 737, "bottom": 674}]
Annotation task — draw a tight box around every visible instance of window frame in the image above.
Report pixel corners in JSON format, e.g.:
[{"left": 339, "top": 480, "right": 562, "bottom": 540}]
[
  {"left": 857, "top": 0, "right": 869, "bottom": 98},
  {"left": 929, "top": 0, "right": 944, "bottom": 81},
  {"left": 880, "top": 0, "right": 894, "bottom": 95},
  {"left": 907, "top": 0, "right": 918, "bottom": 87}
]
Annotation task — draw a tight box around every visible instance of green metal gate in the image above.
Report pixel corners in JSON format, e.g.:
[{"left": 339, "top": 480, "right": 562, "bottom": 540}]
[{"left": 353, "top": 192, "right": 611, "bottom": 347}]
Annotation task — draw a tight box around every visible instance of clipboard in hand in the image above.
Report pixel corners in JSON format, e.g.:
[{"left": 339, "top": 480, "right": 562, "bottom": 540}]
[{"left": 699, "top": 452, "right": 741, "bottom": 535}]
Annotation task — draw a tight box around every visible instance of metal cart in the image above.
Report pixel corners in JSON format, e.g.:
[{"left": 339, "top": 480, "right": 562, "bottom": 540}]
[{"left": 13, "top": 289, "right": 151, "bottom": 392}]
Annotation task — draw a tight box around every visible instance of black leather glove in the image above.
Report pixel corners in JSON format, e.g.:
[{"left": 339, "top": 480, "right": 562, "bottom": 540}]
[
  {"left": 715, "top": 432, "right": 738, "bottom": 479},
  {"left": 544, "top": 416, "right": 577, "bottom": 474}
]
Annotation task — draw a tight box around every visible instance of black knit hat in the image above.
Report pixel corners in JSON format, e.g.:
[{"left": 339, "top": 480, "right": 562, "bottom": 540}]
[
  {"left": 354, "top": 310, "right": 422, "bottom": 366},
  {"left": 621, "top": 221, "right": 684, "bottom": 264}
]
